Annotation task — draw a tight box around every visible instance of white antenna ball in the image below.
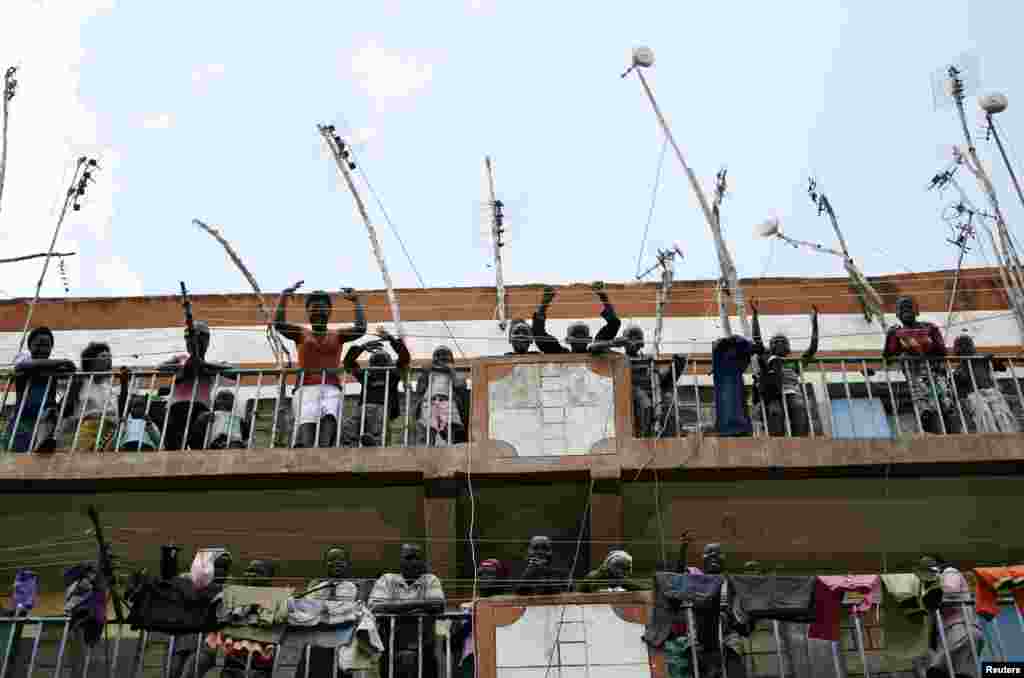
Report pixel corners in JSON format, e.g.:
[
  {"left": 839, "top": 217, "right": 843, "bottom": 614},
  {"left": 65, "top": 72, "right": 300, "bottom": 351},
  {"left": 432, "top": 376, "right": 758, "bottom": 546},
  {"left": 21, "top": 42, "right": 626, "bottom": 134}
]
[
  {"left": 755, "top": 216, "right": 781, "bottom": 238},
  {"left": 979, "top": 93, "right": 1008, "bottom": 115},
  {"left": 632, "top": 47, "right": 655, "bottom": 68}
]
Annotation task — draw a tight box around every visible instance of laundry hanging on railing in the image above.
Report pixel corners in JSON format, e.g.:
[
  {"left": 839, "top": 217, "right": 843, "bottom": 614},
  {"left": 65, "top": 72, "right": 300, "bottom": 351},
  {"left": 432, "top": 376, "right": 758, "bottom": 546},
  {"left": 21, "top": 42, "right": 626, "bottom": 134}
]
[
  {"left": 726, "top": 575, "right": 817, "bottom": 626},
  {"left": 975, "top": 565, "right": 1024, "bottom": 618},
  {"left": 808, "top": 574, "right": 881, "bottom": 641}
]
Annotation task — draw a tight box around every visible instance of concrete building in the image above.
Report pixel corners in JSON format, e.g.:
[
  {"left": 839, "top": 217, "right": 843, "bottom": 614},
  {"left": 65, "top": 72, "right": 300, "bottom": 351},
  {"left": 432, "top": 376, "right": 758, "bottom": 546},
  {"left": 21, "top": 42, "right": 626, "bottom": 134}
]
[{"left": 0, "top": 267, "right": 1022, "bottom": 676}]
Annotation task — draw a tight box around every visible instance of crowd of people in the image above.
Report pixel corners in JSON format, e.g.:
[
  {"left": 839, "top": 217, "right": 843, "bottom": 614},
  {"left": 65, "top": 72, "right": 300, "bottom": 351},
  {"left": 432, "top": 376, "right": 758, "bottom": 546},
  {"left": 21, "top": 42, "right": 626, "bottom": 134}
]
[
  {"left": 1, "top": 285, "right": 1019, "bottom": 454},
  {"left": 4, "top": 531, "right": 1007, "bottom": 678}
]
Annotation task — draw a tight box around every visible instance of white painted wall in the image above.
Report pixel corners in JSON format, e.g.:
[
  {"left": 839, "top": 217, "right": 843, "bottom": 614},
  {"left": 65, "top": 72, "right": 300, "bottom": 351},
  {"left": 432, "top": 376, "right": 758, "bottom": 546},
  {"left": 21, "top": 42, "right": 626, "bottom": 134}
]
[{"left": 494, "top": 604, "right": 649, "bottom": 678}]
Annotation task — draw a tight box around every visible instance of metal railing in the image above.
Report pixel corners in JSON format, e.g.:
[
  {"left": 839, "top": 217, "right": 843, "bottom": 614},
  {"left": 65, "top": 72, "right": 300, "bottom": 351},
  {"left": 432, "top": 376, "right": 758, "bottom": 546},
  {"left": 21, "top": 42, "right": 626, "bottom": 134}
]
[
  {"left": 0, "top": 366, "right": 471, "bottom": 454},
  {"left": 638, "top": 354, "right": 1024, "bottom": 440},
  {"left": 3, "top": 354, "right": 1024, "bottom": 454},
  {"left": 2, "top": 593, "right": 1023, "bottom": 677},
  {"left": 0, "top": 611, "right": 469, "bottom": 678}
]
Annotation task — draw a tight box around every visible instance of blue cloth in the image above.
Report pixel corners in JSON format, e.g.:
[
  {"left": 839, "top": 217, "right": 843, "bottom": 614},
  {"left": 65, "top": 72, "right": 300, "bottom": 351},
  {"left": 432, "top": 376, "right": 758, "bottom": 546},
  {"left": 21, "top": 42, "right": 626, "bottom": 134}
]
[{"left": 712, "top": 336, "right": 754, "bottom": 436}]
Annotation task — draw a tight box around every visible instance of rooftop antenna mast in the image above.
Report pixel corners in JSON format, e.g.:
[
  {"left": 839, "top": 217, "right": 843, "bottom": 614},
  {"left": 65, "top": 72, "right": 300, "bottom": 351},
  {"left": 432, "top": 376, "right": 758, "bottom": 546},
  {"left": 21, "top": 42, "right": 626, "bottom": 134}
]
[
  {"left": 624, "top": 47, "right": 749, "bottom": 338},
  {"left": 0, "top": 66, "right": 18, "bottom": 214},
  {"left": 14, "top": 156, "right": 99, "bottom": 356},
  {"left": 929, "top": 154, "right": 1015, "bottom": 333},
  {"left": 637, "top": 244, "right": 682, "bottom": 438},
  {"left": 811, "top": 178, "right": 886, "bottom": 332},
  {"left": 318, "top": 123, "right": 404, "bottom": 339},
  {"left": 484, "top": 156, "right": 508, "bottom": 332},
  {"left": 940, "top": 201, "right": 977, "bottom": 331},
  {"left": 931, "top": 56, "right": 1024, "bottom": 340},
  {"left": 2, "top": 156, "right": 99, "bottom": 431}
]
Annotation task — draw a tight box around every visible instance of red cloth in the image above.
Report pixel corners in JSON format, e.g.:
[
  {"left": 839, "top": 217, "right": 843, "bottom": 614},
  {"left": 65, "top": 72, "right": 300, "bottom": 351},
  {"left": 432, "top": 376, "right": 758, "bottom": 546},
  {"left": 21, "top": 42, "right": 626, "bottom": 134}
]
[
  {"left": 809, "top": 578, "right": 840, "bottom": 641},
  {"left": 883, "top": 324, "right": 946, "bottom": 357},
  {"left": 974, "top": 566, "right": 1024, "bottom": 619},
  {"left": 808, "top": 575, "right": 880, "bottom": 641}
]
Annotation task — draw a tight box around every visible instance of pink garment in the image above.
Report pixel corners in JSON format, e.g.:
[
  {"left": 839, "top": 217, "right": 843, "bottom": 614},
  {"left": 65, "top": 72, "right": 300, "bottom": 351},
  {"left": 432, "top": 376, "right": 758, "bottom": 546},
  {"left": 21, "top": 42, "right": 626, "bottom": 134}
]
[
  {"left": 809, "top": 575, "right": 881, "bottom": 642},
  {"left": 430, "top": 399, "right": 451, "bottom": 432},
  {"left": 819, "top": 575, "right": 880, "bottom": 613},
  {"left": 166, "top": 355, "right": 235, "bottom": 406},
  {"left": 938, "top": 567, "right": 969, "bottom": 627}
]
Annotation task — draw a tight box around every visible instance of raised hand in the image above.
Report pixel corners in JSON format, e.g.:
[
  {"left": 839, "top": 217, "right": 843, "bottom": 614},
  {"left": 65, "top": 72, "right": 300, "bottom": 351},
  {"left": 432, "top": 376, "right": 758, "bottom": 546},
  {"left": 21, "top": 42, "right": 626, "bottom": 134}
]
[
  {"left": 750, "top": 299, "right": 759, "bottom": 314},
  {"left": 541, "top": 285, "right": 556, "bottom": 307},
  {"left": 283, "top": 280, "right": 304, "bottom": 295},
  {"left": 678, "top": 529, "right": 696, "bottom": 545},
  {"left": 810, "top": 305, "right": 819, "bottom": 319}
]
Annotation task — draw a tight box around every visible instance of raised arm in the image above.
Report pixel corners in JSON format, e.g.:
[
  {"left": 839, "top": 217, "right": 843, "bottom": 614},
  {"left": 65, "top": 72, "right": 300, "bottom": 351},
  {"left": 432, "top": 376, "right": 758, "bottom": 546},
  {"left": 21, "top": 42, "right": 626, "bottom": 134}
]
[
  {"left": 377, "top": 327, "right": 411, "bottom": 371},
  {"left": 532, "top": 286, "right": 568, "bottom": 354},
  {"left": 593, "top": 281, "right": 621, "bottom": 342},
  {"left": 273, "top": 281, "right": 305, "bottom": 343},
  {"left": 337, "top": 288, "right": 367, "bottom": 343},
  {"left": 342, "top": 344, "right": 365, "bottom": 381},
  {"left": 882, "top": 327, "right": 901, "bottom": 361},
  {"left": 674, "top": 529, "right": 695, "bottom": 573},
  {"left": 802, "top": 305, "right": 819, "bottom": 362}
]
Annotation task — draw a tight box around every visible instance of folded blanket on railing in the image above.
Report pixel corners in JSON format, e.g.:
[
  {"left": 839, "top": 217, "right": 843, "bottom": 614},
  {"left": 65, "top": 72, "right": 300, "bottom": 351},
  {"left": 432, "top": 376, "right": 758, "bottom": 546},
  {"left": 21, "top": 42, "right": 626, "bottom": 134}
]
[
  {"left": 126, "top": 575, "right": 222, "bottom": 634},
  {"left": 287, "top": 597, "right": 361, "bottom": 627},
  {"left": 726, "top": 575, "right": 817, "bottom": 625},
  {"left": 217, "top": 585, "right": 294, "bottom": 643}
]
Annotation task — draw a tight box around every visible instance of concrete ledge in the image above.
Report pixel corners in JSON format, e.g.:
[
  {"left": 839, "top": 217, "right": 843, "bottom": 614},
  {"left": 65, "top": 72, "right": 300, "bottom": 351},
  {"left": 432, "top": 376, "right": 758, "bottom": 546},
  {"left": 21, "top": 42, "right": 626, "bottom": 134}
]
[{"left": 1, "top": 433, "right": 1023, "bottom": 484}]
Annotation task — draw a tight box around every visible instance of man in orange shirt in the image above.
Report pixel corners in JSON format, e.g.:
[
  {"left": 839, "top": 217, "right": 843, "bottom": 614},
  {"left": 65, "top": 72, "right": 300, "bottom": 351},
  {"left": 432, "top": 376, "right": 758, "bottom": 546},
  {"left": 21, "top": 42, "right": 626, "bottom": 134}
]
[{"left": 274, "top": 281, "right": 366, "bottom": 448}]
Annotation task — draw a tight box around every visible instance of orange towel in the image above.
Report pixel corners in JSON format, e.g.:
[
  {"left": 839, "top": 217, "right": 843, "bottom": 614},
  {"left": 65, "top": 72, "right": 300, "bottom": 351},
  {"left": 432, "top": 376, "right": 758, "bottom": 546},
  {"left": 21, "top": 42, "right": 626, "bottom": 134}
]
[{"left": 973, "top": 566, "right": 1024, "bottom": 618}]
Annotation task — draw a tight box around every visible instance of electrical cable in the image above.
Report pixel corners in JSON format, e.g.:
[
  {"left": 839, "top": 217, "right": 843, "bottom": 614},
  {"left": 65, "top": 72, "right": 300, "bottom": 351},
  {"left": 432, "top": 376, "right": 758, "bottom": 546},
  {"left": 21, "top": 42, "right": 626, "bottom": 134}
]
[
  {"left": 634, "top": 137, "right": 669, "bottom": 280},
  {"left": 342, "top": 145, "right": 467, "bottom": 360}
]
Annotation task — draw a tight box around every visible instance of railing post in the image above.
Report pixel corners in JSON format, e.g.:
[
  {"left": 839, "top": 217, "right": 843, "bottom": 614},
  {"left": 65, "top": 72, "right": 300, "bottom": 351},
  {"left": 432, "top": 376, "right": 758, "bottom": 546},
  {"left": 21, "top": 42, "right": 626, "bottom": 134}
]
[
  {"left": 684, "top": 605, "right": 700, "bottom": 678},
  {"left": 247, "top": 372, "right": 263, "bottom": 450},
  {"left": 0, "top": 617, "right": 18, "bottom": 678},
  {"left": 54, "top": 620, "right": 71, "bottom": 678},
  {"left": 158, "top": 374, "right": 178, "bottom": 452},
  {"left": 27, "top": 376, "right": 53, "bottom": 453},
  {"left": 842, "top": 590, "right": 871, "bottom": 678},
  {"left": 934, "top": 608, "right": 956, "bottom": 678},
  {"left": 772, "top": 619, "right": 787, "bottom": 678},
  {"left": 26, "top": 620, "right": 44, "bottom": 678}
]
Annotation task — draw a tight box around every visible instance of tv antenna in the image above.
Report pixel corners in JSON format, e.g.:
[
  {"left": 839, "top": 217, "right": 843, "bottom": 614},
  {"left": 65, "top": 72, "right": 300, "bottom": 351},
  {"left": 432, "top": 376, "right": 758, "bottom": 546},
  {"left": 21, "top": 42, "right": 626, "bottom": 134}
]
[
  {"left": 623, "top": 47, "right": 749, "bottom": 338},
  {"left": 318, "top": 123, "right": 404, "bottom": 339},
  {"left": 931, "top": 54, "right": 1024, "bottom": 340},
  {"left": 483, "top": 157, "right": 508, "bottom": 331},
  {"left": 0, "top": 66, "right": 18, "bottom": 214}
]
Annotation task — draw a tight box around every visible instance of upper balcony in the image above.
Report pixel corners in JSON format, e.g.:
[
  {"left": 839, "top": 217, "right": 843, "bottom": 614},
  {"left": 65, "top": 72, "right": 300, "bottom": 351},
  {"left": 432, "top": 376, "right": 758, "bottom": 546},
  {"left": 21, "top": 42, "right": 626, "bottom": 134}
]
[{"left": 3, "top": 350, "right": 1023, "bottom": 483}]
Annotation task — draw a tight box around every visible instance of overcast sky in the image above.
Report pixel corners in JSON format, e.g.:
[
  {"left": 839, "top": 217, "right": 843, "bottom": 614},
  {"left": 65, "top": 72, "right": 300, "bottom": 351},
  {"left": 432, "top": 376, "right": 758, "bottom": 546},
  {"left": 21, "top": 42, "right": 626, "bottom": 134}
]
[{"left": 0, "top": 0, "right": 1020, "bottom": 303}]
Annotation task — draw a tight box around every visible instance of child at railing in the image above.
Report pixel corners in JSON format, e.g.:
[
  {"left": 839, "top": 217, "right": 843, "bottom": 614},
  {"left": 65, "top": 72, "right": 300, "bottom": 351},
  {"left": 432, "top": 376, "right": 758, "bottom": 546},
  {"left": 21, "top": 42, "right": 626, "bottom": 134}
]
[
  {"left": 116, "top": 394, "right": 162, "bottom": 451},
  {"left": 952, "top": 334, "right": 1018, "bottom": 433},
  {"left": 413, "top": 347, "right": 469, "bottom": 446},
  {"left": 57, "top": 342, "right": 122, "bottom": 452},
  {"left": 196, "top": 391, "right": 249, "bottom": 449}
]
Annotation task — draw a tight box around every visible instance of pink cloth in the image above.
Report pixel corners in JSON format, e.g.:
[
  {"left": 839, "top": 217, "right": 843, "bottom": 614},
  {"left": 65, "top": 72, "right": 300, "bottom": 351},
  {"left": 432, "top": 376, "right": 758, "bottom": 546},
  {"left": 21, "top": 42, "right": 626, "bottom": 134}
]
[
  {"left": 809, "top": 575, "right": 881, "bottom": 641},
  {"left": 938, "top": 567, "right": 969, "bottom": 627}
]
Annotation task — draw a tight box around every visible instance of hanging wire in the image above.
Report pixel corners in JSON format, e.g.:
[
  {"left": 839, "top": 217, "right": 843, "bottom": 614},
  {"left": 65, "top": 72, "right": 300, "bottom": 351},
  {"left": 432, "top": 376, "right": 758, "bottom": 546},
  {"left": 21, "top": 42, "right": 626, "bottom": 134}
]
[
  {"left": 634, "top": 137, "right": 670, "bottom": 280},
  {"left": 335, "top": 119, "right": 467, "bottom": 359}
]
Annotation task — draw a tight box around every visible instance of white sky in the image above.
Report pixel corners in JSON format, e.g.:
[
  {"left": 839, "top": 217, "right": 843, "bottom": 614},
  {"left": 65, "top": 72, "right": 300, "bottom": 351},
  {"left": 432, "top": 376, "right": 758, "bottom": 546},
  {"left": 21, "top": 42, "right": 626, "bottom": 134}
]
[{"left": 0, "top": 0, "right": 1021, "bottom": 303}]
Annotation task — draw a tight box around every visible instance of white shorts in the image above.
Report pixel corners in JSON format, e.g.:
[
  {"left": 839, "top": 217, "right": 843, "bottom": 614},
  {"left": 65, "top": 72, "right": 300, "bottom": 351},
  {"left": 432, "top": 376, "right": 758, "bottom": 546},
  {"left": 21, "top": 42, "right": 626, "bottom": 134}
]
[{"left": 292, "top": 384, "right": 343, "bottom": 426}]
